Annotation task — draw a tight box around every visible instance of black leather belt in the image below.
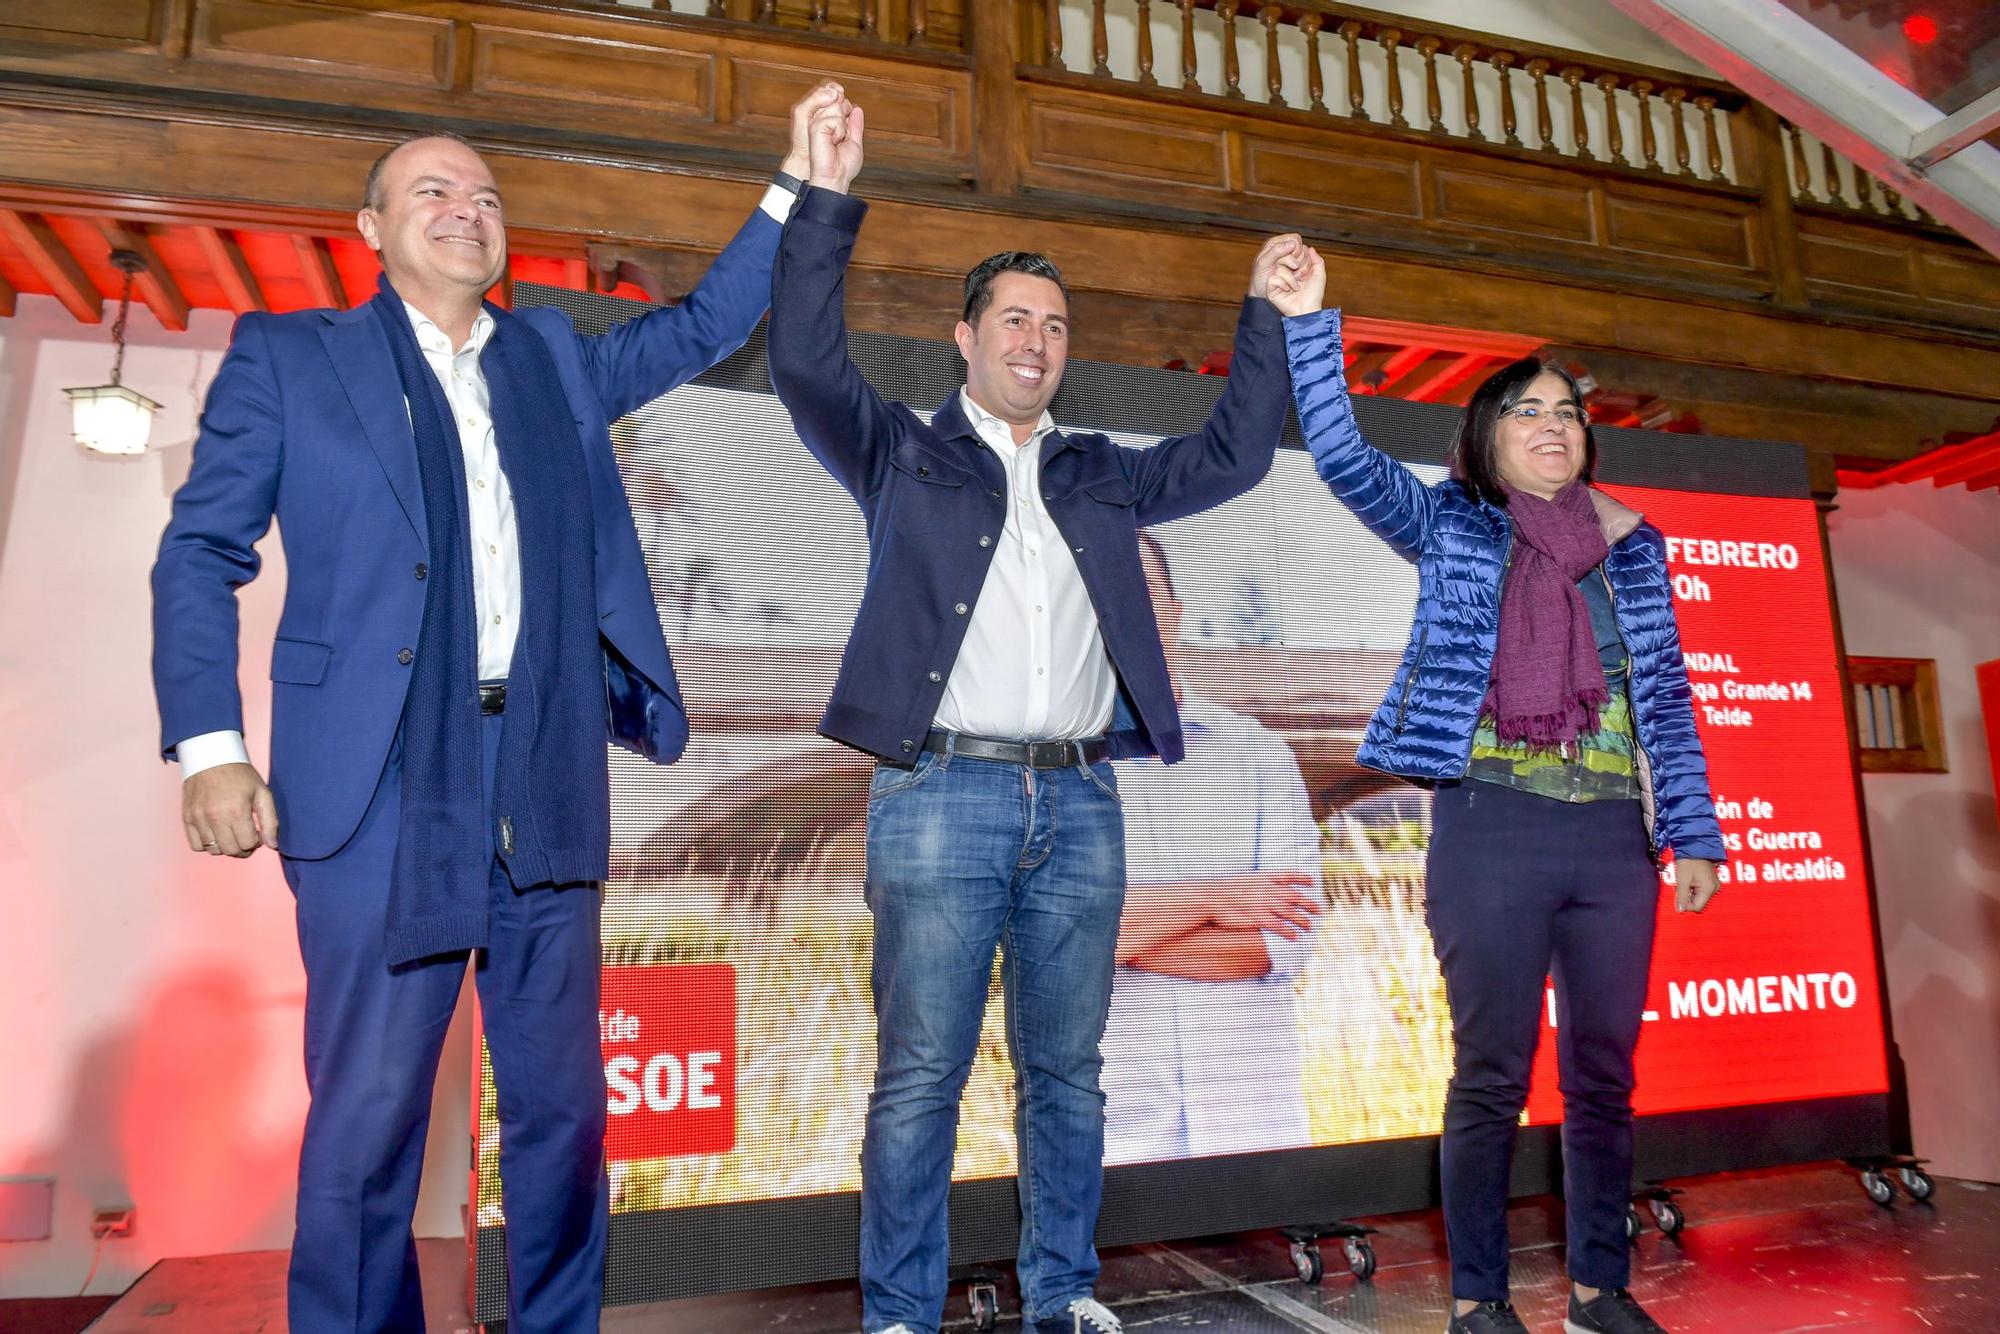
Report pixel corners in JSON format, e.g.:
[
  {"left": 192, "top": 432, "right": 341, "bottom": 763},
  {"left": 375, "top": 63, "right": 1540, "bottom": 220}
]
[
  {"left": 479, "top": 682, "right": 507, "bottom": 715},
  {"left": 924, "top": 729, "right": 1107, "bottom": 769}
]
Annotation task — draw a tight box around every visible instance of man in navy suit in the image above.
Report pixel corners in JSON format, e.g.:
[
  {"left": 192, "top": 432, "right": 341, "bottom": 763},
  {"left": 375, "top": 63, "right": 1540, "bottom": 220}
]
[
  {"left": 770, "top": 105, "right": 1318, "bottom": 1334},
  {"left": 151, "top": 84, "right": 845, "bottom": 1333}
]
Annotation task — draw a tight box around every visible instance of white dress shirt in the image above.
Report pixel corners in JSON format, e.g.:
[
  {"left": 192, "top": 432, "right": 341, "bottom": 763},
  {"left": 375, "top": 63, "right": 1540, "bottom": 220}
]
[
  {"left": 176, "top": 186, "right": 801, "bottom": 779},
  {"left": 1100, "top": 689, "right": 1323, "bottom": 1165},
  {"left": 932, "top": 389, "right": 1116, "bottom": 742}
]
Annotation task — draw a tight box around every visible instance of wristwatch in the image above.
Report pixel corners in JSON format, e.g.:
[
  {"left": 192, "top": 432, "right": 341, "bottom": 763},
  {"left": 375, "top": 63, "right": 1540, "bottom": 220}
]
[{"left": 772, "top": 169, "right": 805, "bottom": 195}]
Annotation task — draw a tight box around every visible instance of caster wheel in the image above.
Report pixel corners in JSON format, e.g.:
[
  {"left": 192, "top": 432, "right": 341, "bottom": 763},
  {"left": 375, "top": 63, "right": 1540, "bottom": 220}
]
[
  {"left": 1344, "top": 1236, "right": 1377, "bottom": 1280},
  {"left": 966, "top": 1280, "right": 999, "bottom": 1332},
  {"left": 1625, "top": 1206, "right": 1643, "bottom": 1242},
  {"left": 1290, "top": 1240, "right": 1325, "bottom": 1286},
  {"left": 1650, "top": 1199, "right": 1686, "bottom": 1236},
  {"left": 1898, "top": 1167, "right": 1936, "bottom": 1201},
  {"left": 1861, "top": 1170, "right": 1895, "bottom": 1207}
]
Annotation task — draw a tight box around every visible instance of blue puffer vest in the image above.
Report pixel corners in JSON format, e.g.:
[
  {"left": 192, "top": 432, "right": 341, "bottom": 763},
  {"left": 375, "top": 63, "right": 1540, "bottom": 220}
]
[{"left": 1286, "top": 309, "right": 1726, "bottom": 862}]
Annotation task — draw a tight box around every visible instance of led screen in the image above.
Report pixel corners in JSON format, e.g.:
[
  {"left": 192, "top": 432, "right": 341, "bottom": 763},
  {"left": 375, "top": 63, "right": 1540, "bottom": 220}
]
[{"left": 470, "top": 295, "right": 1889, "bottom": 1317}]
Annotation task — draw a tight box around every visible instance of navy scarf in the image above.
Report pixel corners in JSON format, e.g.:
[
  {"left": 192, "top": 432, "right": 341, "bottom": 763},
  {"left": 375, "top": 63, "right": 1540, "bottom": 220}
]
[{"left": 371, "top": 275, "right": 606, "bottom": 965}]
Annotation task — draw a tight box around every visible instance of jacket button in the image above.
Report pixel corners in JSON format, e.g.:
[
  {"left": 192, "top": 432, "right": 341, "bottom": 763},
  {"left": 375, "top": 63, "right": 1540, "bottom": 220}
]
[
  {"left": 397, "top": 647, "right": 414, "bottom": 665},
  {"left": 954, "top": 602, "right": 968, "bottom": 615},
  {"left": 414, "top": 563, "right": 427, "bottom": 580},
  {"left": 917, "top": 466, "right": 930, "bottom": 477},
  {"left": 928, "top": 670, "right": 942, "bottom": 682},
  {"left": 990, "top": 488, "right": 1002, "bottom": 498},
  {"left": 900, "top": 740, "right": 914, "bottom": 753},
  {"left": 978, "top": 535, "right": 992, "bottom": 548}
]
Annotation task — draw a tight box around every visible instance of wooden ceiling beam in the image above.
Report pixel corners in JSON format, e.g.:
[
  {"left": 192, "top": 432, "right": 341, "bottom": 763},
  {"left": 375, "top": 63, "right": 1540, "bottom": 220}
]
[
  {"left": 1402, "top": 351, "right": 1489, "bottom": 403},
  {"left": 1374, "top": 344, "right": 1441, "bottom": 394},
  {"left": 0, "top": 208, "right": 101, "bottom": 323},
  {"left": 0, "top": 269, "right": 15, "bottom": 318},
  {"left": 1346, "top": 347, "right": 1398, "bottom": 395},
  {"left": 291, "top": 233, "right": 346, "bottom": 310},
  {"left": 93, "top": 217, "right": 189, "bottom": 332},
  {"left": 1922, "top": 437, "right": 2000, "bottom": 486},
  {"left": 1344, "top": 314, "right": 1545, "bottom": 359},
  {"left": 193, "top": 225, "right": 266, "bottom": 314}
]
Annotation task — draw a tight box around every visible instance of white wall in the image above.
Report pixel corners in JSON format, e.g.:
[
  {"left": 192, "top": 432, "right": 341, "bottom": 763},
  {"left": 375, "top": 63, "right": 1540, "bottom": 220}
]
[
  {"left": 1827, "top": 482, "right": 2000, "bottom": 1184},
  {"left": 0, "top": 294, "right": 474, "bottom": 1297}
]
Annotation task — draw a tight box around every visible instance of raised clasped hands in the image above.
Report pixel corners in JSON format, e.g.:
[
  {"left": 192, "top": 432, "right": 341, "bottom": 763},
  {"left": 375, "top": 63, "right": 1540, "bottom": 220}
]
[
  {"left": 783, "top": 81, "right": 847, "bottom": 182},
  {"left": 1252, "top": 233, "right": 1326, "bottom": 318},
  {"left": 804, "top": 83, "right": 865, "bottom": 194}
]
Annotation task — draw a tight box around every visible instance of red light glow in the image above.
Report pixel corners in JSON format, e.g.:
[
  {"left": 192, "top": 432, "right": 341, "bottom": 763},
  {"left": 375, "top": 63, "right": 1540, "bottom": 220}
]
[{"left": 1903, "top": 14, "right": 1939, "bottom": 44}]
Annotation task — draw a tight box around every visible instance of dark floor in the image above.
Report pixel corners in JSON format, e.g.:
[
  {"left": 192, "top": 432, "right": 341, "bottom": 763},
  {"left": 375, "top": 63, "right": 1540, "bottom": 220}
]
[
  {"left": 0, "top": 1296, "right": 115, "bottom": 1334},
  {"left": 37, "top": 1164, "right": 2000, "bottom": 1332}
]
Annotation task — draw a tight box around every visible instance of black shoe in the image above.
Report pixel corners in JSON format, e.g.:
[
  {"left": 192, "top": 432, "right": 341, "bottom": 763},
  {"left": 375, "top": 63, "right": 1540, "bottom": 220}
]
[
  {"left": 1447, "top": 1300, "right": 1530, "bottom": 1333},
  {"left": 1565, "top": 1287, "right": 1668, "bottom": 1333}
]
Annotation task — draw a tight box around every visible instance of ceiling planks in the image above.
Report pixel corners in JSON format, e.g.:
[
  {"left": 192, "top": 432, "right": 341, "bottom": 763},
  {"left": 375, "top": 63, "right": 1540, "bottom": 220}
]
[
  {"left": 193, "top": 226, "right": 267, "bottom": 314},
  {"left": 0, "top": 208, "right": 101, "bottom": 323},
  {"left": 93, "top": 217, "right": 190, "bottom": 332}
]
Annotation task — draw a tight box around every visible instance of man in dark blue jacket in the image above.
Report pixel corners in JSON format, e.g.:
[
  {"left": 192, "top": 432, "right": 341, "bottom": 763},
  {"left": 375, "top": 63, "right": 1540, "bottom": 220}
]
[
  {"left": 769, "top": 103, "right": 1319, "bottom": 1334},
  {"left": 152, "top": 85, "right": 842, "bottom": 1333}
]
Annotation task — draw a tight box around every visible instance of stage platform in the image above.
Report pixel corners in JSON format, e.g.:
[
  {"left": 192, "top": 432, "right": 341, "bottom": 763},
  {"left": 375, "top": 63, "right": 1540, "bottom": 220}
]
[{"left": 56, "top": 1164, "right": 1999, "bottom": 1332}]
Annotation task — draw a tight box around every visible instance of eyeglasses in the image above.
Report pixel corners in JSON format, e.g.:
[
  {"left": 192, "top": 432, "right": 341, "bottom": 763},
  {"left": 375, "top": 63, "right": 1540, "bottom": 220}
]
[{"left": 1501, "top": 405, "right": 1588, "bottom": 428}]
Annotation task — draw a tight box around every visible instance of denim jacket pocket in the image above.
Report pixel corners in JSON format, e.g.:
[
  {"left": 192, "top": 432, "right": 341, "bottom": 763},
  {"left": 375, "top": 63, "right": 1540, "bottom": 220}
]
[
  {"left": 886, "top": 444, "right": 965, "bottom": 535},
  {"left": 1080, "top": 474, "right": 1138, "bottom": 508}
]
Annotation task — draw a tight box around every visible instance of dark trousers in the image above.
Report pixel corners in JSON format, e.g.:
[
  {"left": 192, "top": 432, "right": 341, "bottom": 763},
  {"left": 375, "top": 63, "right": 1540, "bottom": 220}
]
[
  {"left": 1425, "top": 780, "right": 1659, "bottom": 1301},
  {"left": 282, "top": 712, "right": 607, "bottom": 1333}
]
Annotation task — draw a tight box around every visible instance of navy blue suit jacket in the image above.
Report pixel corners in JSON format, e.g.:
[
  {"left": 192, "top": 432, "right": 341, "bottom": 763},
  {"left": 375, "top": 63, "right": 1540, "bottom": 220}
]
[
  {"left": 768, "top": 188, "right": 1290, "bottom": 765},
  {"left": 153, "top": 209, "right": 781, "bottom": 860}
]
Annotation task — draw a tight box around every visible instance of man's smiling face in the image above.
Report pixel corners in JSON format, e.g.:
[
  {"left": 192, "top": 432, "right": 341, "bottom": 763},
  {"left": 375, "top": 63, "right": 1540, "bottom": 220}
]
[
  {"left": 357, "top": 136, "right": 508, "bottom": 299},
  {"left": 955, "top": 271, "right": 1070, "bottom": 433}
]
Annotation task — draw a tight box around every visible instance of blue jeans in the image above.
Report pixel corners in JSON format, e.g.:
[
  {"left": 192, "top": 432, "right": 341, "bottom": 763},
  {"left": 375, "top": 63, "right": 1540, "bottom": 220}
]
[
  {"left": 1425, "top": 780, "right": 1659, "bottom": 1302},
  {"left": 859, "top": 742, "right": 1127, "bottom": 1334}
]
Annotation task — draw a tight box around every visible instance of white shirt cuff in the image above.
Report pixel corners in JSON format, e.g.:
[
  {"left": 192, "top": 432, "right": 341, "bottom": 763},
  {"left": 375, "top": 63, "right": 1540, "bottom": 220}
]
[
  {"left": 176, "top": 729, "right": 250, "bottom": 780},
  {"left": 759, "top": 182, "right": 797, "bottom": 224}
]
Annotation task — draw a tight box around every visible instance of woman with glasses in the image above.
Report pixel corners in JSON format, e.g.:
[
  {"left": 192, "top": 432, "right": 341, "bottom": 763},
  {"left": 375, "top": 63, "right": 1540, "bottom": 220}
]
[{"left": 1275, "top": 248, "right": 1724, "bottom": 1334}]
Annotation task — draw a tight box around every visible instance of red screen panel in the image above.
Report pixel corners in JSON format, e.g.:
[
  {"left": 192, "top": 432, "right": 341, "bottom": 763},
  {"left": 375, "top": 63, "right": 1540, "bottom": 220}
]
[{"left": 1523, "top": 486, "right": 1889, "bottom": 1122}]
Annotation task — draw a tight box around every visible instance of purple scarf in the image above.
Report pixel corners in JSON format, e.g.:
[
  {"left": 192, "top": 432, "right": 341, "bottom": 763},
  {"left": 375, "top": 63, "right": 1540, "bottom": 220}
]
[{"left": 1482, "top": 479, "right": 1610, "bottom": 749}]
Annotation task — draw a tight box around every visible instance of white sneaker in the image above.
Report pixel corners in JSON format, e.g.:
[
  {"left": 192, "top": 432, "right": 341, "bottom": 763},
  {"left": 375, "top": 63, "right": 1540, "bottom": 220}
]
[
  {"left": 1066, "top": 1297, "right": 1123, "bottom": 1333},
  {"left": 871, "top": 1326, "right": 918, "bottom": 1334}
]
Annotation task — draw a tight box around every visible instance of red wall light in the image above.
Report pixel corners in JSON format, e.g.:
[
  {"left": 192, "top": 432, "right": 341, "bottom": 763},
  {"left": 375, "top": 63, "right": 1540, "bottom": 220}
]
[{"left": 1902, "top": 14, "right": 1939, "bottom": 44}]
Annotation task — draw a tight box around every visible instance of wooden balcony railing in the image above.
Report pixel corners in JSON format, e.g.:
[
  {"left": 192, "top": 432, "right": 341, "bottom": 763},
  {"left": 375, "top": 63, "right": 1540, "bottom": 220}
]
[
  {"left": 1043, "top": 0, "right": 1748, "bottom": 182},
  {"left": 521, "top": 0, "right": 1941, "bottom": 229},
  {"left": 1779, "top": 117, "right": 1932, "bottom": 224}
]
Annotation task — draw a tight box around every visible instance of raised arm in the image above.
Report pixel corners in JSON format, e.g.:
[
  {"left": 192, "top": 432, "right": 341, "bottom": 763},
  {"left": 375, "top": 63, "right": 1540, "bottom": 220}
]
[
  {"left": 578, "top": 83, "right": 846, "bottom": 422},
  {"left": 1280, "top": 259, "right": 1438, "bottom": 560},
  {"left": 765, "top": 99, "right": 906, "bottom": 503},
  {"left": 1123, "top": 236, "right": 1309, "bottom": 527}
]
